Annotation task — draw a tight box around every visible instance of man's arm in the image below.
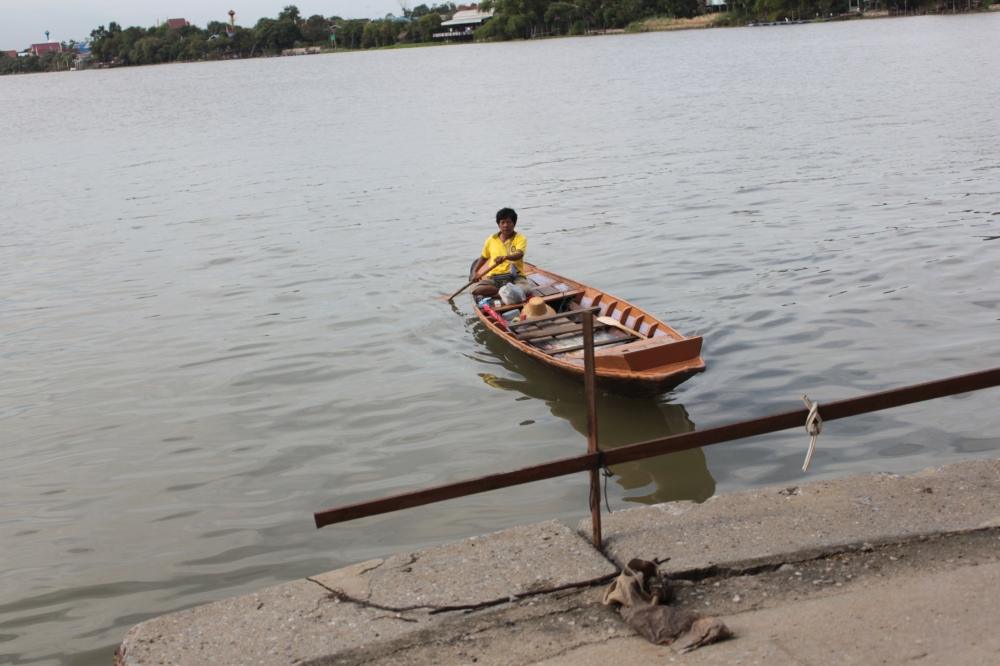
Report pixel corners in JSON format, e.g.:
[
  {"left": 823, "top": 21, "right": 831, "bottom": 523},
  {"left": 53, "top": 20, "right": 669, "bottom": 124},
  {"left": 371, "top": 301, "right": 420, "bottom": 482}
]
[
  {"left": 506, "top": 234, "right": 526, "bottom": 262},
  {"left": 472, "top": 255, "right": 504, "bottom": 277}
]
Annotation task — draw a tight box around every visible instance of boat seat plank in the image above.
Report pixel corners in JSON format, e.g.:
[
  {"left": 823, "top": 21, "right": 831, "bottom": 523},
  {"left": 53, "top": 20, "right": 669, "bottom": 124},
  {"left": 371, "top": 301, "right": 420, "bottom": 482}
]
[
  {"left": 548, "top": 334, "right": 637, "bottom": 356},
  {"left": 516, "top": 320, "right": 611, "bottom": 341}
]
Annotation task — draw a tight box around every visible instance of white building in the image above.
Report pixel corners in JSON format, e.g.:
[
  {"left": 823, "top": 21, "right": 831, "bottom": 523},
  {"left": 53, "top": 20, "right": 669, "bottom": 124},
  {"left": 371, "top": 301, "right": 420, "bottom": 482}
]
[{"left": 432, "top": 7, "right": 495, "bottom": 40}]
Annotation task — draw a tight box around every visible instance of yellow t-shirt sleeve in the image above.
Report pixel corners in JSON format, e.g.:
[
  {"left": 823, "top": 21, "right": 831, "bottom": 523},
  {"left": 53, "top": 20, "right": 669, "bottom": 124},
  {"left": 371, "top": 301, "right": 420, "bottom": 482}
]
[{"left": 481, "top": 233, "right": 527, "bottom": 277}]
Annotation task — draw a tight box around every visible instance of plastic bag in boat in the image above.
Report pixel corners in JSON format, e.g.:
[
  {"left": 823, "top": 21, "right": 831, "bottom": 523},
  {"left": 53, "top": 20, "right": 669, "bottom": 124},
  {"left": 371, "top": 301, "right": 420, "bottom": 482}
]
[{"left": 498, "top": 283, "right": 526, "bottom": 305}]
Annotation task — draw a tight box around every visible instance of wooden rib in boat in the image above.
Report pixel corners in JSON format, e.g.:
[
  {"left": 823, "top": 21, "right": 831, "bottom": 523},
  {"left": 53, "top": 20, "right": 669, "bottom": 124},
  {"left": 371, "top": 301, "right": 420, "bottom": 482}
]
[{"left": 471, "top": 263, "right": 705, "bottom": 394}]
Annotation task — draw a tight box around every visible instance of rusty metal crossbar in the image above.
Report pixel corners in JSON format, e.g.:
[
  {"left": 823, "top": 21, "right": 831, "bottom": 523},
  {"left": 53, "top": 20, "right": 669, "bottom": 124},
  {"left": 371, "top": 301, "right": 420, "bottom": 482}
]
[{"left": 314, "top": 362, "right": 1000, "bottom": 531}]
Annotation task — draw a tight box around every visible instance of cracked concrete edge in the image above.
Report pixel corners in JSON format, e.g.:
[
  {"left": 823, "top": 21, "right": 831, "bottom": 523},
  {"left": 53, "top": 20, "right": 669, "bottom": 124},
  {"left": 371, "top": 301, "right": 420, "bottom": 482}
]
[
  {"left": 117, "top": 519, "right": 620, "bottom": 665},
  {"left": 587, "top": 458, "right": 1000, "bottom": 573},
  {"left": 638, "top": 528, "right": 1000, "bottom": 584},
  {"left": 308, "top": 557, "right": 385, "bottom": 602},
  {"left": 424, "top": 571, "right": 619, "bottom": 614},
  {"left": 309, "top": 519, "right": 618, "bottom": 610},
  {"left": 296, "top": 588, "right": 631, "bottom": 666},
  {"left": 308, "top": 552, "right": 619, "bottom": 616}
]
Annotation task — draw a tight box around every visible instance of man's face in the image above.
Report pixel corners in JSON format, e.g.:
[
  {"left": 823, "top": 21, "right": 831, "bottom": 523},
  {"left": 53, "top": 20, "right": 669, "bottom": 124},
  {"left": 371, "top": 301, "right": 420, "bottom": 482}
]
[{"left": 497, "top": 217, "right": 516, "bottom": 236}]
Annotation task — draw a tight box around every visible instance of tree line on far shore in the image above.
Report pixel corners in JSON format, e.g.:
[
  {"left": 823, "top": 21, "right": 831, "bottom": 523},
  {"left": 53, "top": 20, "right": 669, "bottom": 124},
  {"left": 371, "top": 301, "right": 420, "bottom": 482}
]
[
  {"left": 1, "top": 0, "right": 993, "bottom": 75},
  {"left": 480, "top": 0, "right": 992, "bottom": 38}
]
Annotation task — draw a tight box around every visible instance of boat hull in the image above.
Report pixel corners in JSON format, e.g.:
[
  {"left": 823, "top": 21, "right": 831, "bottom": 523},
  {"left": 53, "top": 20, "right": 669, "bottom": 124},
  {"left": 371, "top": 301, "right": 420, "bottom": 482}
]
[{"left": 470, "top": 263, "right": 705, "bottom": 395}]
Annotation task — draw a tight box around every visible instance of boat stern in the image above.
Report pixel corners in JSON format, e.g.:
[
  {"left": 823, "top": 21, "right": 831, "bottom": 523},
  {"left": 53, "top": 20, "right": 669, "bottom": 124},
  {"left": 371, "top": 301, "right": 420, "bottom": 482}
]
[{"left": 594, "top": 335, "right": 706, "bottom": 381}]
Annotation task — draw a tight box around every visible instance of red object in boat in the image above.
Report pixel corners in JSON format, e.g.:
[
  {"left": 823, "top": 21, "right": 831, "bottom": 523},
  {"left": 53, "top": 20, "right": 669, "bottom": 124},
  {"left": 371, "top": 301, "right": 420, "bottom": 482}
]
[{"left": 480, "top": 304, "right": 510, "bottom": 331}]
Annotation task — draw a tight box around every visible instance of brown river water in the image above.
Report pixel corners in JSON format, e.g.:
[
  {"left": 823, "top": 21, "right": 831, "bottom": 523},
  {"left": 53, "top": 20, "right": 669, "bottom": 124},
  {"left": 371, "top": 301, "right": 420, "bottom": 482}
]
[{"left": 1, "top": 14, "right": 999, "bottom": 665}]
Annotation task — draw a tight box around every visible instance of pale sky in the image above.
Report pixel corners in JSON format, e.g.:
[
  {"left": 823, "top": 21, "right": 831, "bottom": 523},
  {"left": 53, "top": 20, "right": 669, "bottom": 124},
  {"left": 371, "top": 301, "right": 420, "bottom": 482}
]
[{"left": 1, "top": 1, "right": 409, "bottom": 50}]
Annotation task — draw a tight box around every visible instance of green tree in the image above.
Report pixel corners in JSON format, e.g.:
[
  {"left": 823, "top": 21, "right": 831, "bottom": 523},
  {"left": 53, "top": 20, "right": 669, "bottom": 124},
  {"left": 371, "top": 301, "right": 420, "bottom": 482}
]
[
  {"left": 301, "top": 14, "right": 332, "bottom": 42},
  {"left": 379, "top": 19, "right": 400, "bottom": 45},
  {"left": 279, "top": 5, "right": 302, "bottom": 22},
  {"left": 608, "top": 0, "right": 645, "bottom": 25},
  {"left": 254, "top": 17, "right": 302, "bottom": 53},
  {"left": 182, "top": 33, "right": 208, "bottom": 59},
  {"left": 659, "top": 0, "right": 702, "bottom": 17},
  {"left": 544, "top": 1, "right": 583, "bottom": 33},
  {"left": 413, "top": 13, "right": 444, "bottom": 40},
  {"left": 228, "top": 27, "right": 255, "bottom": 55},
  {"left": 116, "top": 26, "right": 145, "bottom": 64},
  {"left": 337, "top": 20, "right": 367, "bottom": 49},
  {"left": 130, "top": 35, "right": 166, "bottom": 64},
  {"left": 0, "top": 52, "right": 43, "bottom": 74},
  {"left": 206, "top": 20, "right": 229, "bottom": 35},
  {"left": 361, "top": 20, "right": 381, "bottom": 47}
]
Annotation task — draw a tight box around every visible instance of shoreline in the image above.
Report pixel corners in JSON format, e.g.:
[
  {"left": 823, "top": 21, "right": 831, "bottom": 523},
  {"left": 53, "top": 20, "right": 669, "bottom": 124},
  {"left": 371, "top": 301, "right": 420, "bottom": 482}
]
[
  {"left": 116, "top": 457, "right": 1000, "bottom": 665},
  {"left": 3, "top": 9, "right": 997, "bottom": 77}
]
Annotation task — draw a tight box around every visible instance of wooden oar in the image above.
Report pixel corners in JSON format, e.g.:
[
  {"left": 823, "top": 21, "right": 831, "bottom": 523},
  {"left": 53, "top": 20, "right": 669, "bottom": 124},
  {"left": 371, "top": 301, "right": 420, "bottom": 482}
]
[
  {"left": 443, "top": 259, "right": 498, "bottom": 302},
  {"left": 596, "top": 315, "right": 644, "bottom": 338}
]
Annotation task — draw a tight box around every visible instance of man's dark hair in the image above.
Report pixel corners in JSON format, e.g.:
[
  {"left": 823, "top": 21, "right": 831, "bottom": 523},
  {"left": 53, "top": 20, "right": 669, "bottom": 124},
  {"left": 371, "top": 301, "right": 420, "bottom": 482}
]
[{"left": 495, "top": 207, "right": 518, "bottom": 225}]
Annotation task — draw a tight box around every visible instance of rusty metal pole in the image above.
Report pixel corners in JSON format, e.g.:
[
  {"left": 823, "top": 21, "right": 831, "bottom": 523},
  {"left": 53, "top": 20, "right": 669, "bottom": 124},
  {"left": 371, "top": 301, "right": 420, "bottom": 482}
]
[
  {"left": 314, "top": 366, "right": 1000, "bottom": 528},
  {"left": 582, "top": 310, "right": 602, "bottom": 550}
]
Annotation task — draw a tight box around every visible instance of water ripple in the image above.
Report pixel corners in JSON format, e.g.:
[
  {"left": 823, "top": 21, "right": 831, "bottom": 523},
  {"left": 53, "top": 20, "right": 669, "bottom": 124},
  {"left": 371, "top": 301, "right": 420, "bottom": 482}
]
[{"left": 2, "top": 15, "right": 1000, "bottom": 666}]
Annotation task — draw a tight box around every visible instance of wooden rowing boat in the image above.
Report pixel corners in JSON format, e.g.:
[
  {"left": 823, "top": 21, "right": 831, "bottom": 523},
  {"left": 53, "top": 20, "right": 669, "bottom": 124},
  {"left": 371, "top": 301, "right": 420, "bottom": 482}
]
[{"left": 471, "top": 263, "right": 705, "bottom": 394}]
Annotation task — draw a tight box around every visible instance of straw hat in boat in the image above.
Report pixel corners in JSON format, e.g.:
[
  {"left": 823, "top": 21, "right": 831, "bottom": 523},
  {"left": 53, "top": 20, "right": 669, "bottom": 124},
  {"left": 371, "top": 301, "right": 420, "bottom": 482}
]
[{"left": 521, "top": 296, "right": 555, "bottom": 320}]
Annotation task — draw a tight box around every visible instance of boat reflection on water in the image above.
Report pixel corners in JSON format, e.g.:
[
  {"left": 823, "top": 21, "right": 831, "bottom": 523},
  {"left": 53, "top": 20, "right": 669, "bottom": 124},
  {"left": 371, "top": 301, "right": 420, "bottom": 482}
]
[{"left": 472, "top": 321, "right": 715, "bottom": 506}]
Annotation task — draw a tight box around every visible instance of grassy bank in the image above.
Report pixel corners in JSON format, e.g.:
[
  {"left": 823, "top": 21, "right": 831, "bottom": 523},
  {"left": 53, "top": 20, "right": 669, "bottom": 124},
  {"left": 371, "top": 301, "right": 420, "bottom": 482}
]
[
  {"left": 628, "top": 5, "right": 995, "bottom": 33},
  {"left": 627, "top": 14, "right": 724, "bottom": 32}
]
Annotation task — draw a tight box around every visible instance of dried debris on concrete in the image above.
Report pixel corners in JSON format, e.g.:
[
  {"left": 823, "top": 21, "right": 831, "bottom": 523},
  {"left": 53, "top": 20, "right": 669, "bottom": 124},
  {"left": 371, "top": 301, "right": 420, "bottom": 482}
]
[{"left": 602, "top": 558, "right": 731, "bottom": 653}]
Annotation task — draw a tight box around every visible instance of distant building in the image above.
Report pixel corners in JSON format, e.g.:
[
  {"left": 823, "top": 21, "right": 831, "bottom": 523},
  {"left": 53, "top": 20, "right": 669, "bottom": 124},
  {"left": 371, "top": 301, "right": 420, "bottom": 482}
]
[
  {"left": 432, "top": 6, "right": 494, "bottom": 40},
  {"left": 166, "top": 18, "right": 191, "bottom": 29},
  {"left": 3, "top": 50, "right": 18, "bottom": 59},
  {"left": 705, "top": 0, "right": 727, "bottom": 9},
  {"left": 30, "top": 42, "right": 62, "bottom": 56}
]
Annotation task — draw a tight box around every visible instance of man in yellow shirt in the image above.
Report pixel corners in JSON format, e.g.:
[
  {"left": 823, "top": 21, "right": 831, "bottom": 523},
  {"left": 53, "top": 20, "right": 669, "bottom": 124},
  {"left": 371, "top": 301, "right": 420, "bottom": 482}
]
[{"left": 471, "top": 207, "right": 532, "bottom": 299}]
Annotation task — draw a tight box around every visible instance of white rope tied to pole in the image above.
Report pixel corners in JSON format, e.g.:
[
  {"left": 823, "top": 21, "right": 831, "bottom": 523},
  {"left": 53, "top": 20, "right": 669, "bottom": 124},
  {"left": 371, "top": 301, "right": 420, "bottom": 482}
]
[{"left": 801, "top": 395, "right": 822, "bottom": 471}]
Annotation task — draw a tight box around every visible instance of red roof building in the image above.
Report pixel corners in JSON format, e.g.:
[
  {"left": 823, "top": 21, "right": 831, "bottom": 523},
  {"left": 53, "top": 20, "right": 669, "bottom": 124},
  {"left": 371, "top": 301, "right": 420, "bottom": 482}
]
[
  {"left": 3, "top": 50, "right": 18, "bottom": 59},
  {"left": 166, "top": 18, "right": 190, "bottom": 29},
  {"left": 30, "top": 42, "right": 62, "bottom": 56}
]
